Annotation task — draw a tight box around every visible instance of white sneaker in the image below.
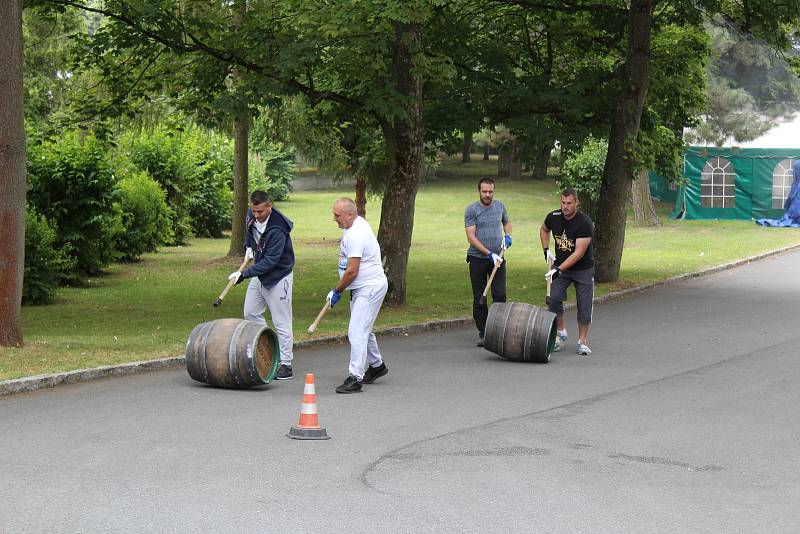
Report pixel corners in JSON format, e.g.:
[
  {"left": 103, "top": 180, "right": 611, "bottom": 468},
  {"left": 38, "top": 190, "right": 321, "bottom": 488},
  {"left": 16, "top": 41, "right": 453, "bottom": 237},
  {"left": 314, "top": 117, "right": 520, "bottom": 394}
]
[
  {"left": 576, "top": 342, "right": 592, "bottom": 356},
  {"left": 553, "top": 332, "right": 568, "bottom": 352}
]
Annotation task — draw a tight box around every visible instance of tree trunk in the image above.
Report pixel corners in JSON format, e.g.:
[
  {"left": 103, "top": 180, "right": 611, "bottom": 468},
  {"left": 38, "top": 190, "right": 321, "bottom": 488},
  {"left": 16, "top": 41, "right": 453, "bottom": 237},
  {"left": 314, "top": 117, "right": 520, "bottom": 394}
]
[
  {"left": 594, "top": 0, "right": 655, "bottom": 283},
  {"left": 631, "top": 167, "right": 660, "bottom": 226},
  {"left": 0, "top": 0, "right": 25, "bottom": 346},
  {"left": 227, "top": 0, "right": 250, "bottom": 257},
  {"left": 509, "top": 139, "right": 523, "bottom": 179},
  {"left": 355, "top": 175, "right": 367, "bottom": 217},
  {"left": 498, "top": 147, "right": 511, "bottom": 176},
  {"left": 227, "top": 111, "right": 250, "bottom": 256},
  {"left": 376, "top": 21, "right": 423, "bottom": 305},
  {"left": 461, "top": 130, "right": 473, "bottom": 163},
  {"left": 532, "top": 141, "right": 553, "bottom": 181},
  {"left": 483, "top": 142, "right": 490, "bottom": 161}
]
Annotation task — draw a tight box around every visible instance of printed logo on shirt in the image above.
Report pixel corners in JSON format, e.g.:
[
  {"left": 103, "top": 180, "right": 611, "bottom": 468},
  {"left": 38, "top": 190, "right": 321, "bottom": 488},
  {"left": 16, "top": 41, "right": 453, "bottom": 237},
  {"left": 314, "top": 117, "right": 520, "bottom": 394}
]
[
  {"left": 554, "top": 230, "right": 575, "bottom": 254},
  {"left": 338, "top": 240, "right": 348, "bottom": 273}
]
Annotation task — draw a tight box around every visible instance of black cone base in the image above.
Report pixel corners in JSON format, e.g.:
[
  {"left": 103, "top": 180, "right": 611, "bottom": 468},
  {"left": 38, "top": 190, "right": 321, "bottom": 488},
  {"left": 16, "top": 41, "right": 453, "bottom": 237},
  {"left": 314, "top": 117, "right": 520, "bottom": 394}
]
[{"left": 287, "top": 425, "right": 331, "bottom": 440}]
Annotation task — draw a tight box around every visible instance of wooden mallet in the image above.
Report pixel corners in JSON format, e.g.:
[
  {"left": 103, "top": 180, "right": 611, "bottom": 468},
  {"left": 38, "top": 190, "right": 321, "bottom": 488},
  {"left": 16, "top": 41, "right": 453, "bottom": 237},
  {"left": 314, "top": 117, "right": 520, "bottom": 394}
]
[
  {"left": 307, "top": 301, "right": 331, "bottom": 334},
  {"left": 479, "top": 249, "right": 505, "bottom": 306},
  {"left": 212, "top": 256, "right": 252, "bottom": 308}
]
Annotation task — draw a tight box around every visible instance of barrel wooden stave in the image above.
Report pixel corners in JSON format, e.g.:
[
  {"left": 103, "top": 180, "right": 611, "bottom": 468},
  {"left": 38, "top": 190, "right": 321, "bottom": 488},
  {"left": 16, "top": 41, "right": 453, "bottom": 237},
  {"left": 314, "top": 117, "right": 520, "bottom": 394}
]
[
  {"left": 484, "top": 302, "right": 556, "bottom": 363},
  {"left": 185, "top": 319, "right": 279, "bottom": 388}
]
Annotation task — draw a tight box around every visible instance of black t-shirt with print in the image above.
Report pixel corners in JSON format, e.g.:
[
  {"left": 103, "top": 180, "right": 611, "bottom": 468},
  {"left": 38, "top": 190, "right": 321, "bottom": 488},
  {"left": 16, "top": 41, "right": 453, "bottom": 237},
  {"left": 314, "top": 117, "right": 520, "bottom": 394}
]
[{"left": 543, "top": 210, "right": 594, "bottom": 271}]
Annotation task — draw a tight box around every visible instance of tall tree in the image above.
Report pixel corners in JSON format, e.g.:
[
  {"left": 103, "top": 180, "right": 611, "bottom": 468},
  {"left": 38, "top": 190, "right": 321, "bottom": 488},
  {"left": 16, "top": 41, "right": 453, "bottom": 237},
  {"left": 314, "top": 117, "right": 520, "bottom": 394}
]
[
  {"left": 227, "top": 0, "right": 250, "bottom": 257},
  {"left": 0, "top": 0, "right": 26, "bottom": 346},
  {"left": 376, "top": 21, "right": 424, "bottom": 302},
  {"left": 594, "top": 0, "right": 656, "bottom": 282}
]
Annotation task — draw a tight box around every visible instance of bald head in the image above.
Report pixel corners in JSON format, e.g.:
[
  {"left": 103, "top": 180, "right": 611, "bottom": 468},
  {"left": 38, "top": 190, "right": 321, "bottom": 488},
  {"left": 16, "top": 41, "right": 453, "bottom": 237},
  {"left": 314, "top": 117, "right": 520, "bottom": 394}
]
[
  {"left": 334, "top": 197, "right": 357, "bottom": 214},
  {"left": 333, "top": 197, "right": 358, "bottom": 229}
]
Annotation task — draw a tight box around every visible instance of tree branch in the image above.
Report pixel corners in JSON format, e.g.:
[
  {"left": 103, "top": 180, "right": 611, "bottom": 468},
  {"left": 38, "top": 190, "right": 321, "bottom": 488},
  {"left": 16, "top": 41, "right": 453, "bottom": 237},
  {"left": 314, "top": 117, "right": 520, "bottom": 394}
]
[{"left": 46, "top": 0, "right": 364, "bottom": 110}]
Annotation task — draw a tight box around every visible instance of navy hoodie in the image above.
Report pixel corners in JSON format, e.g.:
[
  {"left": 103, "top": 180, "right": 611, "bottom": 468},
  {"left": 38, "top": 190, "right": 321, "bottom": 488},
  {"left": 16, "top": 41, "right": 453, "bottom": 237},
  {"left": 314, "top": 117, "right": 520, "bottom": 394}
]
[{"left": 241, "top": 207, "right": 295, "bottom": 289}]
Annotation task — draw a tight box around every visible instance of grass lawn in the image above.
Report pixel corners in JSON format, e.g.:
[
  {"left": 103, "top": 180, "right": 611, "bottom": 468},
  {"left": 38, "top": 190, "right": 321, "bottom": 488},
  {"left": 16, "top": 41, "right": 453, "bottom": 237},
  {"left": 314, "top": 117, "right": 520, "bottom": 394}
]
[{"left": 2, "top": 157, "right": 799, "bottom": 380}]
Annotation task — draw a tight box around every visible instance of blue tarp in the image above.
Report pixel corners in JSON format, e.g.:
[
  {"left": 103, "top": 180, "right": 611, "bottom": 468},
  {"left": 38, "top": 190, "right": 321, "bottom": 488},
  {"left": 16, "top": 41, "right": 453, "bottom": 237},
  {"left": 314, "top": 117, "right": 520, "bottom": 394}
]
[{"left": 756, "top": 160, "right": 800, "bottom": 227}]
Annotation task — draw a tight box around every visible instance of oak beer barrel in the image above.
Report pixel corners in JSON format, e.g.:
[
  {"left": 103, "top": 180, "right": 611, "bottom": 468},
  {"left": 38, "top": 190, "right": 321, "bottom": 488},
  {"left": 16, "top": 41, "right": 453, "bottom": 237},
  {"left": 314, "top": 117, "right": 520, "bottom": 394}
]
[
  {"left": 484, "top": 302, "right": 557, "bottom": 363},
  {"left": 185, "top": 319, "right": 280, "bottom": 387}
]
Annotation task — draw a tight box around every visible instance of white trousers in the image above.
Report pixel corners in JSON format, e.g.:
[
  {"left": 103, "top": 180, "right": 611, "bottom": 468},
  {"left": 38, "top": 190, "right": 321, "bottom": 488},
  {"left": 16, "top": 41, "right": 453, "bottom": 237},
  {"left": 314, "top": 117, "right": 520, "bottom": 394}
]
[
  {"left": 347, "top": 279, "right": 388, "bottom": 380},
  {"left": 243, "top": 272, "right": 294, "bottom": 364}
]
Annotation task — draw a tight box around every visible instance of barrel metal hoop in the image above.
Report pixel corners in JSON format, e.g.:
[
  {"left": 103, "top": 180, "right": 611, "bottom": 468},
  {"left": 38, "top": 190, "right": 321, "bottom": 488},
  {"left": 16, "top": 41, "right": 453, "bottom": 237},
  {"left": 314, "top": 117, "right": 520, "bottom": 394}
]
[
  {"left": 485, "top": 303, "right": 498, "bottom": 351},
  {"left": 196, "top": 322, "right": 213, "bottom": 383},
  {"left": 228, "top": 320, "right": 250, "bottom": 385},
  {"left": 499, "top": 302, "right": 512, "bottom": 356},
  {"left": 185, "top": 323, "right": 201, "bottom": 373},
  {"left": 524, "top": 306, "right": 539, "bottom": 361}
]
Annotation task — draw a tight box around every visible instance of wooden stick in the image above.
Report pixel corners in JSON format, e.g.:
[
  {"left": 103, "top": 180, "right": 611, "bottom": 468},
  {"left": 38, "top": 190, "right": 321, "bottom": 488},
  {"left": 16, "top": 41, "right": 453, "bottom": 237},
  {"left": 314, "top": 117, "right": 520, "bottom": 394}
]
[
  {"left": 545, "top": 255, "right": 553, "bottom": 305},
  {"left": 212, "top": 256, "right": 251, "bottom": 308},
  {"left": 479, "top": 249, "right": 505, "bottom": 306},
  {"left": 307, "top": 301, "right": 331, "bottom": 334}
]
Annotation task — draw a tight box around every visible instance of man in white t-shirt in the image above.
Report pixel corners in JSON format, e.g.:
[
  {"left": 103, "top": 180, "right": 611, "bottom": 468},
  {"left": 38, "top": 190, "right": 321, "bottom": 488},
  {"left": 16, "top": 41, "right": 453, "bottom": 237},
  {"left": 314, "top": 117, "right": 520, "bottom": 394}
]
[{"left": 326, "top": 197, "right": 389, "bottom": 393}]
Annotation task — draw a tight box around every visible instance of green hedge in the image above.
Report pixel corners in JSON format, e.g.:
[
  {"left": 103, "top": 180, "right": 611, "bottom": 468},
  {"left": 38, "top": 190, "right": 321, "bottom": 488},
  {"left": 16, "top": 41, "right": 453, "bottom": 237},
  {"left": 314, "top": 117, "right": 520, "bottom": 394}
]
[
  {"left": 23, "top": 207, "right": 77, "bottom": 305},
  {"left": 27, "top": 132, "right": 123, "bottom": 278}
]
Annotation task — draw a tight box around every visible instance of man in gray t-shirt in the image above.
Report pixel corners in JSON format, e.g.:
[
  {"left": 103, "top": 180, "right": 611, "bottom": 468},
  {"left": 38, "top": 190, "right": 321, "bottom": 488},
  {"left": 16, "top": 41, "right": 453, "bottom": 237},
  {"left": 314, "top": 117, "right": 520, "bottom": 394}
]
[{"left": 464, "top": 177, "right": 512, "bottom": 346}]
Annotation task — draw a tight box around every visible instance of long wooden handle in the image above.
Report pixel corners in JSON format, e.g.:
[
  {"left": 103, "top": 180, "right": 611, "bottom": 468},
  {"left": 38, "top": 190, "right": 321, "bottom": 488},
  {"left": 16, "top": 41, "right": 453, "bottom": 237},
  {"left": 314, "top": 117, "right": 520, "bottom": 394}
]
[
  {"left": 546, "top": 256, "right": 553, "bottom": 299},
  {"left": 307, "top": 301, "right": 331, "bottom": 334},
  {"left": 212, "top": 256, "right": 251, "bottom": 307},
  {"left": 480, "top": 249, "right": 505, "bottom": 304}
]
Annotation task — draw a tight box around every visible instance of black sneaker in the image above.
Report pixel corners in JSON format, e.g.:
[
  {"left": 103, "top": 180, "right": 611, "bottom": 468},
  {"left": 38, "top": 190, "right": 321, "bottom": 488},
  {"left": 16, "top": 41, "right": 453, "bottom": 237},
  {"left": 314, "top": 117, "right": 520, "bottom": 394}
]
[
  {"left": 335, "top": 375, "right": 362, "bottom": 394},
  {"left": 362, "top": 363, "right": 388, "bottom": 384},
  {"left": 477, "top": 337, "right": 485, "bottom": 347},
  {"left": 274, "top": 364, "right": 293, "bottom": 380}
]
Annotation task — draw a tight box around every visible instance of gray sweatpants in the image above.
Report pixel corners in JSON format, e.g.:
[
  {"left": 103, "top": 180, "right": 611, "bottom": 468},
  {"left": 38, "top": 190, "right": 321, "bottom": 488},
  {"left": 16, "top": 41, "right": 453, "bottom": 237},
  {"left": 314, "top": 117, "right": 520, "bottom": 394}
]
[
  {"left": 548, "top": 266, "right": 594, "bottom": 325},
  {"left": 244, "top": 272, "right": 294, "bottom": 365}
]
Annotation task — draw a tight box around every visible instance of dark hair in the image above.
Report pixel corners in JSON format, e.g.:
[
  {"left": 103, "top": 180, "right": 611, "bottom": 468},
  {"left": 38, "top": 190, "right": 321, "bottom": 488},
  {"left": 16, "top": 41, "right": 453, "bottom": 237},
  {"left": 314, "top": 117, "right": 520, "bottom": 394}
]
[
  {"left": 478, "top": 177, "right": 495, "bottom": 190},
  {"left": 561, "top": 187, "right": 578, "bottom": 200},
  {"left": 250, "top": 190, "right": 272, "bottom": 206}
]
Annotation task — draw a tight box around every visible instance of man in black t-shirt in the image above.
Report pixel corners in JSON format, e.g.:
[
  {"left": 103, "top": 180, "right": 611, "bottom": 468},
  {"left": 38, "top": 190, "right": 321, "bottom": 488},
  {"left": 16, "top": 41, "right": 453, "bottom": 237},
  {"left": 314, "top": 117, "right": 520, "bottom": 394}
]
[{"left": 539, "top": 187, "right": 595, "bottom": 355}]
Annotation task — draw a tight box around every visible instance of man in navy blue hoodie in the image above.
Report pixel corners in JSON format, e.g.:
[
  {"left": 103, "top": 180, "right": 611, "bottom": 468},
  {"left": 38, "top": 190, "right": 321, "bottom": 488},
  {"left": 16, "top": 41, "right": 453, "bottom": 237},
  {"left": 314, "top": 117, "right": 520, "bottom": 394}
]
[{"left": 228, "top": 190, "right": 295, "bottom": 380}]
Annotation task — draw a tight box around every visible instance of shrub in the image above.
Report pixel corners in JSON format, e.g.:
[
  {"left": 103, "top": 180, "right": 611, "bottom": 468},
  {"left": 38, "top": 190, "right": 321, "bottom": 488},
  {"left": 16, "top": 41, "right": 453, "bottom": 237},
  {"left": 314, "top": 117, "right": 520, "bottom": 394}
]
[
  {"left": 23, "top": 207, "right": 77, "bottom": 305},
  {"left": 27, "top": 132, "right": 123, "bottom": 277},
  {"left": 123, "top": 128, "right": 196, "bottom": 245},
  {"left": 557, "top": 137, "right": 607, "bottom": 220},
  {"left": 187, "top": 136, "right": 233, "bottom": 238},
  {"left": 249, "top": 142, "right": 294, "bottom": 201},
  {"left": 115, "top": 172, "right": 174, "bottom": 260}
]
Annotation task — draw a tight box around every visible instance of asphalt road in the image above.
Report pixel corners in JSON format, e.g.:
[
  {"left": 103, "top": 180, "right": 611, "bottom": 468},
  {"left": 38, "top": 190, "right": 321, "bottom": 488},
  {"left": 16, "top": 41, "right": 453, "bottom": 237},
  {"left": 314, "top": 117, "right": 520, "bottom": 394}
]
[{"left": 2, "top": 250, "right": 799, "bottom": 533}]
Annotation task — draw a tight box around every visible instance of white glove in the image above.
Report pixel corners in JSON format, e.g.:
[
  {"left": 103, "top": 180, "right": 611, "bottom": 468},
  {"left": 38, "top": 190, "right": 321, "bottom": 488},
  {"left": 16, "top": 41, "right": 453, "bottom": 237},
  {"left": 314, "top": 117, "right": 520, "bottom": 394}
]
[
  {"left": 545, "top": 267, "right": 561, "bottom": 281},
  {"left": 245, "top": 247, "right": 254, "bottom": 260},
  {"left": 546, "top": 248, "right": 556, "bottom": 262},
  {"left": 489, "top": 253, "right": 504, "bottom": 266},
  {"left": 228, "top": 271, "right": 242, "bottom": 283}
]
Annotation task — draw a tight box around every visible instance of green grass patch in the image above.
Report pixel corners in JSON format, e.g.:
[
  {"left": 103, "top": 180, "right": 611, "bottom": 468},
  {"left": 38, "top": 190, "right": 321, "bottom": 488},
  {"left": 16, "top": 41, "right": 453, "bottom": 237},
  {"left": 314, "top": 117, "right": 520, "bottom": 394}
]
[{"left": 2, "top": 156, "right": 799, "bottom": 380}]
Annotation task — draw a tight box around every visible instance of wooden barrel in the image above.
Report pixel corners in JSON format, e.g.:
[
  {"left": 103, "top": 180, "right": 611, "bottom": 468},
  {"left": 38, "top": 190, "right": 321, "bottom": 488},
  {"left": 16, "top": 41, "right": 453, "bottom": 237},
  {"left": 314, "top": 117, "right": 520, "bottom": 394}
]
[
  {"left": 185, "top": 319, "right": 280, "bottom": 387},
  {"left": 484, "top": 302, "right": 557, "bottom": 363}
]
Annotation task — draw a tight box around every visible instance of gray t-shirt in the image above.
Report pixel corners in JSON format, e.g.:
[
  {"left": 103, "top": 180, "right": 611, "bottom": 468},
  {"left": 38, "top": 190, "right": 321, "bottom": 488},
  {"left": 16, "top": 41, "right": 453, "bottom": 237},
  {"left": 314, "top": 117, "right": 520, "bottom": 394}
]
[{"left": 464, "top": 200, "right": 509, "bottom": 257}]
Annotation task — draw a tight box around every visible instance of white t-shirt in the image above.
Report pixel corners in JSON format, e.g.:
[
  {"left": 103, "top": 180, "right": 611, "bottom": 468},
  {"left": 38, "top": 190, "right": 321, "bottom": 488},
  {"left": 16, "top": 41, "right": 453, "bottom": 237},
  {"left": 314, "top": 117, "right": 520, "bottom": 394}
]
[
  {"left": 252, "top": 215, "right": 269, "bottom": 242},
  {"left": 338, "top": 216, "right": 386, "bottom": 290}
]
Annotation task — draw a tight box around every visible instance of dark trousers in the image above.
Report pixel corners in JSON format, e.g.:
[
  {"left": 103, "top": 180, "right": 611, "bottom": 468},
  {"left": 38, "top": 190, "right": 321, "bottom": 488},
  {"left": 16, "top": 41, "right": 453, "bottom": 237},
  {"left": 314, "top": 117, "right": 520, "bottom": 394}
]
[{"left": 468, "top": 255, "right": 506, "bottom": 337}]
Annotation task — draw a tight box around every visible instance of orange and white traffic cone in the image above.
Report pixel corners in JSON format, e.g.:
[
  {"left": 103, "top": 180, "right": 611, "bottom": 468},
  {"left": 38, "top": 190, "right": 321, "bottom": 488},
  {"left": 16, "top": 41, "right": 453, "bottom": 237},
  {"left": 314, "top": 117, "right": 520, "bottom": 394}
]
[{"left": 287, "top": 373, "right": 330, "bottom": 440}]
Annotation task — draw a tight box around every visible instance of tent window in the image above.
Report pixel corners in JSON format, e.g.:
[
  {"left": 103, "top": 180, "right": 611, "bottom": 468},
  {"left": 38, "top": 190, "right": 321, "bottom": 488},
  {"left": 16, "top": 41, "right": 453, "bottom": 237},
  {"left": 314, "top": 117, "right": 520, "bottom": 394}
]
[
  {"left": 700, "top": 157, "right": 736, "bottom": 208},
  {"left": 772, "top": 159, "right": 794, "bottom": 209}
]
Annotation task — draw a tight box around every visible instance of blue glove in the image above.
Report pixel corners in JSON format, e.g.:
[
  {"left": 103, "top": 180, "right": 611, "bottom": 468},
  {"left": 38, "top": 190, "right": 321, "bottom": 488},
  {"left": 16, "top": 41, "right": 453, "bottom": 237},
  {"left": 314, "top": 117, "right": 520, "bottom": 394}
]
[
  {"left": 326, "top": 289, "right": 342, "bottom": 308},
  {"left": 504, "top": 234, "right": 512, "bottom": 249}
]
